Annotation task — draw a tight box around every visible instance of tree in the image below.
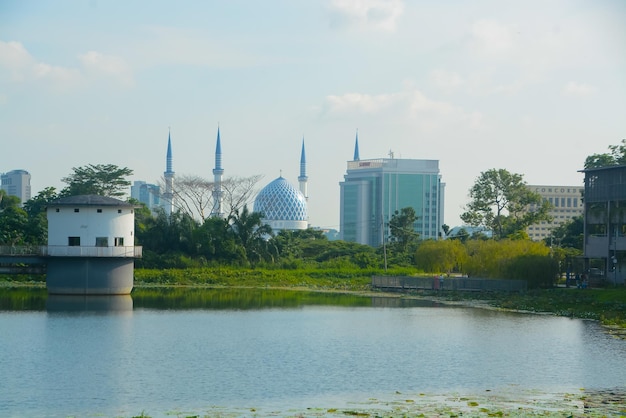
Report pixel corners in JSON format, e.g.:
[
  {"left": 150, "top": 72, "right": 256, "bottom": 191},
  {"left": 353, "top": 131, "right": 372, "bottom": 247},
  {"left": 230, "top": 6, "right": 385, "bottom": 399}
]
[
  {"left": 546, "top": 215, "right": 584, "bottom": 250},
  {"left": 165, "top": 174, "right": 263, "bottom": 222},
  {"left": 171, "top": 174, "right": 214, "bottom": 221},
  {"left": 461, "top": 168, "right": 552, "bottom": 239},
  {"left": 388, "top": 207, "right": 418, "bottom": 252},
  {"left": 221, "top": 175, "right": 263, "bottom": 218},
  {"left": 60, "top": 164, "right": 133, "bottom": 197},
  {"left": 0, "top": 190, "right": 29, "bottom": 245},
  {"left": 227, "top": 205, "right": 274, "bottom": 265},
  {"left": 415, "top": 239, "right": 468, "bottom": 274},
  {"left": 584, "top": 139, "right": 626, "bottom": 168},
  {"left": 22, "top": 187, "right": 59, "bottom": 244}
]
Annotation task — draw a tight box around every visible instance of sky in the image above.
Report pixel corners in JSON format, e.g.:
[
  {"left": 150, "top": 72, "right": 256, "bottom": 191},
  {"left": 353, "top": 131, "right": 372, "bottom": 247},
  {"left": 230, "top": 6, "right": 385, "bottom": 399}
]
[{"left": 1, "top": 0, "right": 625, "bottom": 231}]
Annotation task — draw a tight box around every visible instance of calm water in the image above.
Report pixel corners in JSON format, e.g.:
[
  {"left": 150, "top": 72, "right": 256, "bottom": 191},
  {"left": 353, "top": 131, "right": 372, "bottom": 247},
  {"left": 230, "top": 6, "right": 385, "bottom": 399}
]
[{"left": 1, "top": 288, "right": 625, "bottom": 417}]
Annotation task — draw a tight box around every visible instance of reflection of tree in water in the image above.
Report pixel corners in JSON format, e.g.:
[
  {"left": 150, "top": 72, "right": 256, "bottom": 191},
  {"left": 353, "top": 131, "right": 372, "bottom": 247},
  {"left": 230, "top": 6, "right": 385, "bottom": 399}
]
[{"left": 131, "top": 287, "right": 373, "bottom": 310}]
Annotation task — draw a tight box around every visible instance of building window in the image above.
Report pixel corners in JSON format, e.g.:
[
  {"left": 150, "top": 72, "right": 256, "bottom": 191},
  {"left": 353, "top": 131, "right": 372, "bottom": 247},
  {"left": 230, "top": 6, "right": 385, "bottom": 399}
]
[
  {"left": 74, "top": 208, "right": 80, "bottom": 213},
  {"left": 95, "top": 237, "right": 108, "bottom": 247},
  {"left": 68, "top": 237, "right": 80, "bottom": 246},
  {"left": 55, "top": 208, "right": 60, "bottom": 212},
  {"left": 118, "top": 209, "right": 122, "bottom": 214},
  {"left": 97, "top": 209, "right": 103, "bottom": 213},
  {"left": 114, "top": 237, "right": 124, "bottom": 247}
]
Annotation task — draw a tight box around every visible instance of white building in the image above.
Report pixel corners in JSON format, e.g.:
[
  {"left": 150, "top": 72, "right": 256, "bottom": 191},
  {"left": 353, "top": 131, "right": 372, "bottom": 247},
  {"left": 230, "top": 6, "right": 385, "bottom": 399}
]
[
  {"left": 1, "top": 169, "right": 31, "bottom": 206},
  {"left": 526, "top": 185, "right": 584, "bottom": 241},
  {"left": 46, "top": 195, "right": 139, "bottom": 294}
]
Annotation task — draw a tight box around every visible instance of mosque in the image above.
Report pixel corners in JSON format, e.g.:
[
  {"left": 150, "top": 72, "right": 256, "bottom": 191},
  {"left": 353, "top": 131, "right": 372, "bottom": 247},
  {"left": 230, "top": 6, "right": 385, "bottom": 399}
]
[{"left": 160, "top": 128, "right": 309, "bottom": 232}]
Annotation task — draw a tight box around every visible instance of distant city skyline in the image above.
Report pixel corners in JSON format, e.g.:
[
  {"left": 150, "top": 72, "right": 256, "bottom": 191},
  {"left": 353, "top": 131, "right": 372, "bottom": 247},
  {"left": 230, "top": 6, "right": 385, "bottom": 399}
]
[{"left": 2, "top": 0, "right": 624, "bottom": 229}]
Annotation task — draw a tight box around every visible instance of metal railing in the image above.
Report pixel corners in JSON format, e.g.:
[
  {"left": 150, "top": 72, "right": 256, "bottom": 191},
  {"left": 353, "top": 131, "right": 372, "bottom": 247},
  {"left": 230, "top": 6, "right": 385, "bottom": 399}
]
[{"left": 0, "top": 245, "right": 142, "bottom": 258}]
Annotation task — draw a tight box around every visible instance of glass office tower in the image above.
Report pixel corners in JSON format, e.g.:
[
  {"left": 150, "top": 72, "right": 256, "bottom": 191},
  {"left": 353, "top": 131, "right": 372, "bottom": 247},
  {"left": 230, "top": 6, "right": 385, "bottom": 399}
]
[{"left": 340, "top": 158, "right": 445, "bottom": 246}]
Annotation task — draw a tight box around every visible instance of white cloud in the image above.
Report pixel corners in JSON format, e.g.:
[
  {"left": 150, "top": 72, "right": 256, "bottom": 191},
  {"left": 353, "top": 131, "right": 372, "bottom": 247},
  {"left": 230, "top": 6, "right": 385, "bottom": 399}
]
[
  {"left": 430, "top": 70, "right": 463, "bottom": 92},
  {"left": 562, "top": 81, "right": 596, "bottom": 98},
  {"left": 328, "top": 0, "right": 405, "bottom": 31},
  {"left": 0, "top": 40, "right": 133, "bottom": 90},
  {"left": 0, "top": 40, "right": 36, "bottom": 81},
  {"left": 79, "top": 51, "right": 133, "bottom": 86},
  {"left": 324, "top": 85, "right": 483, "bottom": 130},
  {"left": 469, "top": 19, "right": 514, "bottom": 55},
  {"left": 130, "top": 26, "right": 261, "bottom": 70}
]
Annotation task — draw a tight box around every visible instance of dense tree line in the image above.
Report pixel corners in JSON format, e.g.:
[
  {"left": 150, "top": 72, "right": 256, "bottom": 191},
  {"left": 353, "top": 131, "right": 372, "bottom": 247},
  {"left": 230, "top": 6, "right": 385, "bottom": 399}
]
[{"left": 5, "top": 145, "right": 619, "bottom": 288}]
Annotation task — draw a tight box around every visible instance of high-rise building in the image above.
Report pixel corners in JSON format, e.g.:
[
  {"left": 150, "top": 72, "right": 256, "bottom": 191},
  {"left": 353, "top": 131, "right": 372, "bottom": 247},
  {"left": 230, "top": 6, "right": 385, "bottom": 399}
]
[
  {"left": 1, "top": 169, "right": 31, "bottom": 206},
  {"left": 131, "top": 181, "right": 161, "bottom": 213},
  {"left": 339, "top": 133, "right": 445, "bottom": 246},
  {"left": 526, "top": 185, "right": 584, "bottom": 241}
]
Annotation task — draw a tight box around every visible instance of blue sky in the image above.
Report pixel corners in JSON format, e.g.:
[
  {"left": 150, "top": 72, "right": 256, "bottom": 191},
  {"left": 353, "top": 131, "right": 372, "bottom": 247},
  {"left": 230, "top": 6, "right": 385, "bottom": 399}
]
[{"left": 1, "top": 0, "right": 625, "bottom": 230}]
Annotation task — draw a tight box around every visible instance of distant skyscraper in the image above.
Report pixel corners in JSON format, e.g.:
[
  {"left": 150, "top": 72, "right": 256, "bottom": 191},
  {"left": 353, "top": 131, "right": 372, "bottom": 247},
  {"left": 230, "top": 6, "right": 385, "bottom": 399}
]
[
  {"left": 162, "top": 130, "right": 175, "bottom": 217},
  {"left": 211, "top": 127, "right": 224, "bottom": 218},
  {"left": 339, "top": 136, "right": 445, "bottom": 246},
  {"left": 1, "top": 169, "right": 31, "bottom": 206},
  {"left": 131, "top": 180, "right": 161, "bottom": 213}
]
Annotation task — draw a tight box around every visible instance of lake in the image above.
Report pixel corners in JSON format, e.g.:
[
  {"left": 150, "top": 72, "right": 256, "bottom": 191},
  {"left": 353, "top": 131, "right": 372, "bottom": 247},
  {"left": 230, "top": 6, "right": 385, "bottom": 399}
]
[{"left": 1, "top": 287, "right": 625, "bottom": 417}]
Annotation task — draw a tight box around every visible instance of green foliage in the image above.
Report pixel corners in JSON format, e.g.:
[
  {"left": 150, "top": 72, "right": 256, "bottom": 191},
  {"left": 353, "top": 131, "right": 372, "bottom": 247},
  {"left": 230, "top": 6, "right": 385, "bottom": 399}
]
[
  {"left": 227, "top": 205, "right": 275, "bottom": 265},
  {"left": 461, "top": 169, "right": 552, "bottom": 240},
  {"left": 546, "top": 215, "right": 584, "bottom": 250},
  {"left": 414, "top": 239, "right": 468, "bottom": 273},
  {"left": 60, "top": 163, "right": 133, "bottom": 197},
  {"left": 0, "top": 198, "right": 29, "bottom": 245},
  {"left": 388, "top": 207, "right": 419, "bottom": 252},
  {"left": 502, "top": 254, "right": 559, "bottom": 288},
  {"left": 584, "top": 139, "right": 626, "bottom": 168},
  {"left": 464, "top": 239, "right": 551, "bottom": 280}
]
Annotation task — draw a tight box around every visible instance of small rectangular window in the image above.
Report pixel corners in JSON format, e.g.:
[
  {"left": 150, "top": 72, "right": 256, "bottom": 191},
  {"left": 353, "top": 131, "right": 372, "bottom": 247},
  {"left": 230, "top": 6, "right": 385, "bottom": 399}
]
[
  {"left": 68, "top": 237, "right": 80, "bottom": 246},
  {"left": 118, "top": 209, "right": 122, "bottom": 214},
  {"left": 95, "top": 237, "right": 108, "bottom": 247},
  {"left": 74, "top": 208, "right": 80, "bottom": 213},
  {"left": 114, "top": 237, "right": 124, "bottom": 246},
  {"left": 55, "top": 208, "right": 60, "bottom": 212},
  {"left": 97, "top": 209, "right": 102, "bottom": 213}
]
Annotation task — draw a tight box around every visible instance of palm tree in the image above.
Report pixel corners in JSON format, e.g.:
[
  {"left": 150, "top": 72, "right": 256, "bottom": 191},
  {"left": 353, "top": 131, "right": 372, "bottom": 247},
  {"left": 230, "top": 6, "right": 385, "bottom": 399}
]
[{"left": 228, "top": 205, "right": 274, "bottom": 265}]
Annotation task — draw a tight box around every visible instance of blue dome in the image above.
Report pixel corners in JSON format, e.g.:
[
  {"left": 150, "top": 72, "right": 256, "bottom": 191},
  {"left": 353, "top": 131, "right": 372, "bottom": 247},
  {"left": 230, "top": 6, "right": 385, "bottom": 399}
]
[{"left": 254, "top": 177, "right": 307, "bottom": 222}]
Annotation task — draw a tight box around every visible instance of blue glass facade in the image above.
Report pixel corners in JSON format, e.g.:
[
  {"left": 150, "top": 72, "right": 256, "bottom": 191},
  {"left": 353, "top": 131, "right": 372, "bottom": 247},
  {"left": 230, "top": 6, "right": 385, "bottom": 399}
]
[{"left": 340, "top": 159, "right": 444, "bottom": 246}]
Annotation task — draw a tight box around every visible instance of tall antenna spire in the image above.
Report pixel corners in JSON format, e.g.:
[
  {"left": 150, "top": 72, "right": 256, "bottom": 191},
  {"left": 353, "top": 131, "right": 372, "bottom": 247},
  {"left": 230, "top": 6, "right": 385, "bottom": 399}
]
[
  {"left": 353, "top": 129, "right": 360, "bottom": 161},
  {"left": 211, "top": 125, "right": 224, "bottom": 218},
  {"left": 298, "top": 137, "right": 308, "bottom": 201}
]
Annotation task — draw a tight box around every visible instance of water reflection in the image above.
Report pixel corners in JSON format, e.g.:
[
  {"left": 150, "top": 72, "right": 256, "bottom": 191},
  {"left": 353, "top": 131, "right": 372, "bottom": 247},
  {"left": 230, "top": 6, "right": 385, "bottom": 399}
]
[
  {"left": 0, "top": 287, "right": 443, "bottom": 311},
  {"left": 46, "top": 294, "right": 133, "bottom": 313}
]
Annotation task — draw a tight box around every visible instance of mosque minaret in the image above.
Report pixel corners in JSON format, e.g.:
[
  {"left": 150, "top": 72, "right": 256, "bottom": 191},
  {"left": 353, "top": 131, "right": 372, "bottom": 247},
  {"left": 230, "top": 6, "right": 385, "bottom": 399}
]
[
  {"left": 211, "top": 127, "right": 224, "bottom": 218},
  {"left": 163, "top": 130, "right": 175, "bottom": 217},
  {"left": 298, "top": 138, "right": 308, "bottom": 202}
]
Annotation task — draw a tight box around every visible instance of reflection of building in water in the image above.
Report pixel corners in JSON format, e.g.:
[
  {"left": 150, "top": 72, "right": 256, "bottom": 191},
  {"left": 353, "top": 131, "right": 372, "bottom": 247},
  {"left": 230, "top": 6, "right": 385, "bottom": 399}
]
[
  {"left": 46, "top": 295, "right": 133, "bottom": 312},
  {"left": 46, "top": 195, "right": 141, "bottom": 295},
  {"left": 526, "top": 185, "right": 584, "bottom": 241}
]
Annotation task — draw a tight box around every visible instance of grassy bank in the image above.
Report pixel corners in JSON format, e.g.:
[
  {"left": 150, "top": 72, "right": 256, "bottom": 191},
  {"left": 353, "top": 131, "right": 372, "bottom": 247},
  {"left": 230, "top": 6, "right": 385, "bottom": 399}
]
[{"left": 427, "top": 287, "right": 626, "bottom": 331}]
